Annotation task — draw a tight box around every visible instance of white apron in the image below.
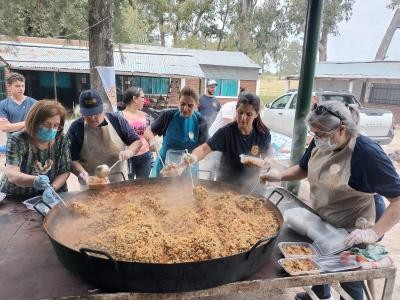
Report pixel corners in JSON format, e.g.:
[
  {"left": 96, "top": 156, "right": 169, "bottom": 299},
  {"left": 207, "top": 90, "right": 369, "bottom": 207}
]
[
  {"left": 79, "top": 116, "right": 128, "bottom": 183},
  {"left": 308, "top": 137, "right": 375, "bottom": 231}
]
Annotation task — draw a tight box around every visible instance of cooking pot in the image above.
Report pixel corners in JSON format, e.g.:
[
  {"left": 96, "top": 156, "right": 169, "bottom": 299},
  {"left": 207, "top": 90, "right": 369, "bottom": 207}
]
[{"left": 35, "top": 178, "right": 284, "bottom": 293}]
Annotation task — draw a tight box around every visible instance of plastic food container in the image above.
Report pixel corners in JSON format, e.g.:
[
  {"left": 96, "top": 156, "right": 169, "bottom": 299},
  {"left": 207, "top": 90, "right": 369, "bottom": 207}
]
[
  {"left": 315, "top": 255, "right": 359, "bottom": 272},
  {"left": 165, "top": 149, "right": 185, "bottom": 165},
  {"left": 278, "top": 242, "right": 317, "bottom": 258},
  {"left": 312, "top": 228, "right": 350, "bottom": 256},
  {"left": 278, "top": 257, "right": 321, "bottom": 276}
]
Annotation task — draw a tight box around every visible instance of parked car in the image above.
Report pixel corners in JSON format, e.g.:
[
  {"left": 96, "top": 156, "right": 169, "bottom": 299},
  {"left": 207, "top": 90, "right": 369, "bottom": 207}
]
[{"left": 262, "top": 91, "right": 395, "bottom": 145}]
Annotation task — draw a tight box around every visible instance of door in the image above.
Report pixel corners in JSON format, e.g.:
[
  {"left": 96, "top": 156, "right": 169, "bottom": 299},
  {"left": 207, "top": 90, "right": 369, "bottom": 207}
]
[{"left": 263, "top": 94, "right": 293, "bottom": 136}]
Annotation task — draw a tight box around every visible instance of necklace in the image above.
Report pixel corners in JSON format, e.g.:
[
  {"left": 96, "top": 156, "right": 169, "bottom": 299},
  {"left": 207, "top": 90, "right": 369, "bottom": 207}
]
[{"left": 33, "top": 142, "right": 54, "bottom": 174}]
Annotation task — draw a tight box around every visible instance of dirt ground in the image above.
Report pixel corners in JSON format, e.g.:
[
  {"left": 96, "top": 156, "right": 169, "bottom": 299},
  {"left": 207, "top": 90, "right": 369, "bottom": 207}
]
[{"left": 0, "top": 127, "right": 399, "bottom": 299}]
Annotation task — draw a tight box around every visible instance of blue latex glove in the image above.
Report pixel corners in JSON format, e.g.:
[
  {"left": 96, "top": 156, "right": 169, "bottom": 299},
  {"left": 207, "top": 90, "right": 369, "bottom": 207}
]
[
  {"left": 33, "top": 175, "right": 50, "bottom": 190},
  {"left": 42, "top": 187, "right": 59, "bottom": 207}
]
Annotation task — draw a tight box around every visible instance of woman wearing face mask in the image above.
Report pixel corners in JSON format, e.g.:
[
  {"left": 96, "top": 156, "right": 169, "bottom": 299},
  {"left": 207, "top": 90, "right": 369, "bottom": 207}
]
[
  {"left": 145, "top": 86, "right": 208, "bottom": 177},
  {"left": 260, "top": 101, "right": 400, "bottom": 300},
  {"left": 118, "top": 87, "right": 153, "bottom": 179},
  {"left": 0, "top": 100, "right": 71, "bottom": 203},
  {"left": 184, "top": 92, "right": 271, "bottom": 186}
]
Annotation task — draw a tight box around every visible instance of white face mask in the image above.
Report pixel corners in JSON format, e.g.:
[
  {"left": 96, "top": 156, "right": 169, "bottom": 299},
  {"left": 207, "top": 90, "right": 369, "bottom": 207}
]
[{"left": 314, "top": 136, "right": 337, "bottom": 151}]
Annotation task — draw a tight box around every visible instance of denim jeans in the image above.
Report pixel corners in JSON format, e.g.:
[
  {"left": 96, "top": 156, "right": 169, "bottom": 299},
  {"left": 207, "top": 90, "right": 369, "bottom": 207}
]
[
  {"left": 127, "top": 152, "right": 153, "bottom": 179},
  {"left": 312, "top": 281, "right": 364, "bottom": 300}
]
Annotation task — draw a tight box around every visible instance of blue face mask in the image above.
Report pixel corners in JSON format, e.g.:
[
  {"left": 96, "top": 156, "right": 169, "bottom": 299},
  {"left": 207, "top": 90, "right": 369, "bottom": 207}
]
[{"left": 37, "top": 127, "right": 58, "bottom": 142}]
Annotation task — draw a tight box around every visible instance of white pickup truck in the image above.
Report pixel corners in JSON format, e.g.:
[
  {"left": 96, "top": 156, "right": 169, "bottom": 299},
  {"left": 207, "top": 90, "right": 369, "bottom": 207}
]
[{"left": 262, "top": 91, "right": 395, "bottom": 145}]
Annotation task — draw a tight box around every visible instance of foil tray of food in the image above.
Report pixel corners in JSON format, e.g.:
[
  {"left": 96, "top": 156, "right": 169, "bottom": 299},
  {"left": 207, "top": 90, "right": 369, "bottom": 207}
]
[
  {"left": 279, "top": 257, "right": 321, "bottom": 276},
  {"left": 278, "top": 242, "right": 317, "bottom": 258}
]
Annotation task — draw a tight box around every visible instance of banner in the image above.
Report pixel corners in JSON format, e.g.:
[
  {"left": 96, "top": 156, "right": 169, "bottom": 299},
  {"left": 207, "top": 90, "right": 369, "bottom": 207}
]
[{"left": 96, "top": 66, "right": 117, "bottom": 110}]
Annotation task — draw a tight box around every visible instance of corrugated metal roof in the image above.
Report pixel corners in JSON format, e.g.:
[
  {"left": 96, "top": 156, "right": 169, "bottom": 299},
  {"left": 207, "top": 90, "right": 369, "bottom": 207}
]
[
  {"left": 118, "top": 43, "right": 261, "bottom": 69},
  {"left": 0, "top": 41, "right": 261, "bottom": 78},
  {"left": 200, "top": 65, "right": 259, "bottom": 80},
  {"left": 286, "top": 61, "right": 400, "bottom": 80},
  {"left": 0, "top": 42, "right": 204, "bottom": 77},
  {"left": 316, "top": 61, "right": 400, "bottom": 79}
]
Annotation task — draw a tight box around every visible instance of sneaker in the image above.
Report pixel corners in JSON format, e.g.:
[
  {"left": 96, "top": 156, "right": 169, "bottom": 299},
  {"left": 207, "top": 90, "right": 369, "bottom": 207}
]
[{"left": 295, "top": 292, "right": 333, "bottom": 300}]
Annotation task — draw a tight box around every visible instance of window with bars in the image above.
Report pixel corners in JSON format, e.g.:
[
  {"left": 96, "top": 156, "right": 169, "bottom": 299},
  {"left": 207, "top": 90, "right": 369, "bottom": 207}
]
[
  {"left": 131, "top": 76, "right": 170, "bottom": 95},
  {"left": 0, "top": 66, "right": 6, "bottom": 100},
  {"left": 214, "top": 79, "right": 238, "bottom": 97}
]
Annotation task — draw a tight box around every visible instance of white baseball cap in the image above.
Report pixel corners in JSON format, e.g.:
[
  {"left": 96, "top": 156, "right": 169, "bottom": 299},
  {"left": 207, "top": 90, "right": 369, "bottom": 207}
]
[{"left": 207, "top": 79, "right": 218, "bottom": 86}]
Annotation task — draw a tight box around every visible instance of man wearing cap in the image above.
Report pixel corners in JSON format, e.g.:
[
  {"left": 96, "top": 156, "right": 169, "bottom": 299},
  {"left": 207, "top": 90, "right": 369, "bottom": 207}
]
[
  {"left": 198, "top": 79, "right": 221, "bottom": 128},
  {"left": 67, "top": 89, "right": 142, "bottom": 185}
]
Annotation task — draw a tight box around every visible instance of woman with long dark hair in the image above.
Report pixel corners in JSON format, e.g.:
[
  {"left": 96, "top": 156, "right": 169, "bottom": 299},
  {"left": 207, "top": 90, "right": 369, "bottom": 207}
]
[
  {"left": 185, "top": 92, "right": 271, "bottom": 186},
  {"left": 118, "top": 87, "right": 153, "bottom": 179}
]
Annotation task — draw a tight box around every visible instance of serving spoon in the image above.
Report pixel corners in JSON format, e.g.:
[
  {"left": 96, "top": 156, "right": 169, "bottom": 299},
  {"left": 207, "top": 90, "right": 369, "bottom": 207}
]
[{"left": 95, "top": 160, "right": 121, "bottom": 178}]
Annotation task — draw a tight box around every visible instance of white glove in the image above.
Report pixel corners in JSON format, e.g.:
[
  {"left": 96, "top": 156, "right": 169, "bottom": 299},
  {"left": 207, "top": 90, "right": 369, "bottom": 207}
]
[
  {"left": 344, "top": 228, "right": 379, "bottom": 247},
  {"left": 183, "top": 152, "right": 198, "bottom": 165},
  {"left": 78, "top": 171, "right": 89, "bottom": 185},
  {"left": 149, "top": 139, "right": 161, "bottom": 152},
  {"left": 119, "top": 149, "right": 135, "bottom": 161},
  {"left": 259, "top": 168, "right": 282, "bottom": 182}
]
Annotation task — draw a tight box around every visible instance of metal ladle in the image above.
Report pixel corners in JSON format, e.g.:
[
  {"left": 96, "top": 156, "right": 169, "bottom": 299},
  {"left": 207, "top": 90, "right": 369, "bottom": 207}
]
[{"left": 95, "top": 160, "right": 121, "bottom": 178}]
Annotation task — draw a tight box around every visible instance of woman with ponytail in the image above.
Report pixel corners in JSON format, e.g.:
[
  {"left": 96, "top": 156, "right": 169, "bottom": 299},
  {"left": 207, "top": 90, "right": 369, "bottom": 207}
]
[
  {"left": 184, "top": 92, "right": 271, "bottom": 187},
  {"left": 119, "top": 87, "right": 153, "bottom": 179}
]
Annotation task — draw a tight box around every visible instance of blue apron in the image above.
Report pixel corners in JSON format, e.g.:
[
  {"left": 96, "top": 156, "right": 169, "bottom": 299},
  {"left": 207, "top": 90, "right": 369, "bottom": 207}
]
[{"left": 152, "top": 111, "right": 200, "bottom": 177}]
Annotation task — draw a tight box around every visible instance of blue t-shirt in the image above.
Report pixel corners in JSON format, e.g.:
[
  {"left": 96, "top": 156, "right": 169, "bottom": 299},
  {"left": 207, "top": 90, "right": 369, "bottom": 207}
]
[
  {"left": 0, "top": 97, "right": 37, "bottom": 123},
  {"left": 150, "top": 109, "right": 208, "bottom": 144},
  {"left": 207, "top": 122, "right": 271, "bottom": 185},
  {"left": 299, "top": 135, "right": 400, "bottom": 199},
  {"left": 198, "top": 95, "right": 221, "bottom": 126},
  {"left": 67, "top": 112, "right": 140, "bottom": 161}
]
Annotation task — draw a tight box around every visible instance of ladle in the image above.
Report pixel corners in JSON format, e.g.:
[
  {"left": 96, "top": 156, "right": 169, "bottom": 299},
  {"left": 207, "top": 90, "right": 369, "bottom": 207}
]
[
  {"left": 95, "top": 160, "right": 121, "bottom": 178},
  {"left": 184, "top": 149, "right": 195, "bottom": 190}
]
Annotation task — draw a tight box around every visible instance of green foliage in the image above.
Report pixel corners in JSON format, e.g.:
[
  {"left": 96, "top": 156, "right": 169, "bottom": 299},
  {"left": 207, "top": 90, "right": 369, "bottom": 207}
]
[
  {"left": 0, "top": 0, "right": 358, "bottom": 75},
  {"left": 0, "top": 0, "right": 88, "bottom": 39},
  {"left": 388, "top": 0, "right": 400, "bottom": 9}
]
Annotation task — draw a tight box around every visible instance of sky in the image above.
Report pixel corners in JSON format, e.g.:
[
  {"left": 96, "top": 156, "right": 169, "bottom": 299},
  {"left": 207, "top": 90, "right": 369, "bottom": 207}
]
[{"left": 327, "top": 0, "right": 400, "bottom": 61}]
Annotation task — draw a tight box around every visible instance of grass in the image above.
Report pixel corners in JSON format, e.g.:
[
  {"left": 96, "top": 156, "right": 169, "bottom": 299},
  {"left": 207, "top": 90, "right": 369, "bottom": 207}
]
[{"left": 259, "top": 75, "right": 299, "bottom": 104}]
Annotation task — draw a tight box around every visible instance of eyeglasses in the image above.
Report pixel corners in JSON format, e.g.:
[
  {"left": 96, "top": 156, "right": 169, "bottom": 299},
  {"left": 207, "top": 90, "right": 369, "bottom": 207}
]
[
  {"left": 308, "top": 129, "right": 337, "bottom": 139},
  {"left": 40, "top": 122, "right": 63, "bottom": 131},
  {"left": 312, "top": 103, "right": 343, "bottom": 121}
]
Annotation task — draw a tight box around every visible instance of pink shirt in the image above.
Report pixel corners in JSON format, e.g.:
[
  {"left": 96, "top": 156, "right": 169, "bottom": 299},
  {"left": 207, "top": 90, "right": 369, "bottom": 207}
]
[{"left": 125, "top": 111, "right": 149, "bottom": 156}]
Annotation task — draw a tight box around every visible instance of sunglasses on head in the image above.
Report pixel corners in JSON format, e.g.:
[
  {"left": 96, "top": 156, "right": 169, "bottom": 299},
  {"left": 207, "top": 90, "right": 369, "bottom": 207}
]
[{"left": 312, "top": 103, "right": 343, "bottom": 121}]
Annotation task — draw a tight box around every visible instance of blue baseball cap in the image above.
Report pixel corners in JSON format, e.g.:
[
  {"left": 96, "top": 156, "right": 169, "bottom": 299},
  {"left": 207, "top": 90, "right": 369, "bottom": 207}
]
[{"left": 79, "top": 89, "right": 103, "bottom": 116}]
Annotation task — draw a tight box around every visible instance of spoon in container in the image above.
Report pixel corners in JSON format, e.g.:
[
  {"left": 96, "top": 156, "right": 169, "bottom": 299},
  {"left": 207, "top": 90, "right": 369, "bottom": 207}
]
[{"left": 95, "top": 160, "right": 122, "bottom": 178}]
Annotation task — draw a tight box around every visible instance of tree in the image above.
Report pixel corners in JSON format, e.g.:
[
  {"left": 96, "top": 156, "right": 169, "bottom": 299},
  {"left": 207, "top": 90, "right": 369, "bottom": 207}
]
[
  {"left": 275, "top": 40, "right": 302, "bottom": 78},
  {"left": 0, "top": 0, "right": 88, "bottom": 39},
  {"left": 88, "top": 0, "right": 114, "bottom": 111},
  {"left": 388, "top": 0, "right": 400, "bottom": 9},
  {"left": 284, "top": 0, "right": 355, "bottom": 62},
  {"left": 112, "top": 0, "right": 155, "bottom": 44},
  {"left": 252, "top": 0, "right": 289, "bottom": 71}
]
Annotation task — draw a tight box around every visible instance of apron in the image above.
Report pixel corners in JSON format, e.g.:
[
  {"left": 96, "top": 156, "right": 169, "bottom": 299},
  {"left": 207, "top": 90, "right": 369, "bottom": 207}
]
[
  {"left": 80, "top": 116, "right": 128, "bottom": 183},
  {"left": 153, "top": 111, "right": 200, "bottom": 177},
  {"left": 308, "top": 136, "right": 375, "bottom": 231}
]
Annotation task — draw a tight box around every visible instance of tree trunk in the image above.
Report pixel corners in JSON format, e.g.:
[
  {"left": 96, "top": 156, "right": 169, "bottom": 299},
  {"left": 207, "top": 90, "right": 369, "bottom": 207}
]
[
  {"left": 375, "top": 8, "right": 400, "bottom": 60},
  {"left": 88, "top": 0, "right": 114, "bottom": 111},
  {"left": 217, "top": 0, "right": 230, "bottom": 51},
  {"left": 159, "top": 15, "right": 166, "bottom": 47},
  {"left": 318, "top": 29, "right": 328, "bottom": 62}
]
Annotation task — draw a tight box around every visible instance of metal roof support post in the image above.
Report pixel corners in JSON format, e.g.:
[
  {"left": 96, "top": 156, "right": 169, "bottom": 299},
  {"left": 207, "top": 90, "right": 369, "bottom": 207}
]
[{"left": 287, "top": 0, "right": 324, "bottom": 195}]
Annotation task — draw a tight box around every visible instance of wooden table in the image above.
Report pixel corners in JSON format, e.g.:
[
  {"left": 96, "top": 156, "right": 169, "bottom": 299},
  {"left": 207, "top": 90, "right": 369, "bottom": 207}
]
[{"left": 0, "top": 187, "right": 396, "bottom": 300}]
